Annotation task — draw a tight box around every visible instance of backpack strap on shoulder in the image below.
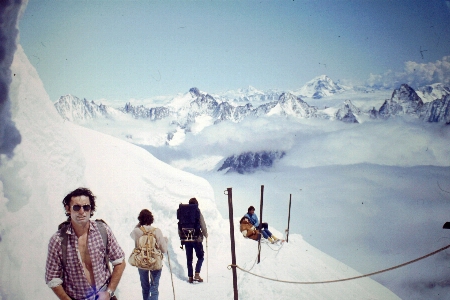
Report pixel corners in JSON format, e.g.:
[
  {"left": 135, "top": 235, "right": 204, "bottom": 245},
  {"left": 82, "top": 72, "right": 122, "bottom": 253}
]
[
  {"left": 151, "top": 227, "right": 160, "bottom": 248},
  {"left": 95, "top": 219, "right": 108, "bottom": 251},
  {"left": 95, "top": 219, "right": 111, "bottom": 274},
  {"left": 58, "top": 221, "right": 70, "bottom": 273},
  {"left": 140, "top": 226, "right": 148, "bottom": 234}
]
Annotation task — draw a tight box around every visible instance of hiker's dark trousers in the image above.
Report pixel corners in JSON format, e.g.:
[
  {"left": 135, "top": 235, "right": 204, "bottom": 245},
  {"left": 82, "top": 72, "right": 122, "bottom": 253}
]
[{"left": 185, "top": 242, "right": 204, "bottom": 277}]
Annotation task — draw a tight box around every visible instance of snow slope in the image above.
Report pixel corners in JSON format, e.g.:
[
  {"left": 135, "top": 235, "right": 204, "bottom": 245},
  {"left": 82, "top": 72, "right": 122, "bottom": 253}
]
[{"left": 0, "top": 46, "right": 401, "bottom": 299}]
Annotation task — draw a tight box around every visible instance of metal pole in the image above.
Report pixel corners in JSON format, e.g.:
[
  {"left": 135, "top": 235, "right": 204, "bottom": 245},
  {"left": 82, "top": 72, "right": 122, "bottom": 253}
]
[
  {"left": 166, "top": 245, "right": 176, "bottom": 300},
  {"left": 257, "top": 185, "right": 264, "bottom": 264},
  {"left": 226, "top": 187, "right": 238, "bottom": 300},
  {"left": 286, "top": 194, "right": 292, "bottom": 243}
]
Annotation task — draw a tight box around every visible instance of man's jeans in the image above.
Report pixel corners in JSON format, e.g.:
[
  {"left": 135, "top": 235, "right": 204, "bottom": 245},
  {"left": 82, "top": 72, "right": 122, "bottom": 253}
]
[
  {"left": 184, "top": 242, "right": 204, "bottom": 277},
  {"left": 259, "top": 222, "right": 272, "bottom": 239},
  {"left": 138, "top": 268, "right": 162, "bottom": 300}
]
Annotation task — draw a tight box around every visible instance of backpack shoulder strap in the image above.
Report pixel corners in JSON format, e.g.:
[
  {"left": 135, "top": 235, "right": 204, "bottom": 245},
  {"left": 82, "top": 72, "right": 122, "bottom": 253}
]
[
  {"left": 95, "top": 219, "right": 112, "bottom": 274},
  {"left": 95, "top": 219, "right": 108, "bottom": 251},
  {"left": 150, "top": 227, "right": 159, "bottom": 239},
  {"left": 149, "top": 227, "right": 160, "bottom": 248},
  {"left": 139, "top": 226, "right": 148, "bottom": 234},
  {"left": 58, "top": 221, "right": 70, "bottom": 272}
]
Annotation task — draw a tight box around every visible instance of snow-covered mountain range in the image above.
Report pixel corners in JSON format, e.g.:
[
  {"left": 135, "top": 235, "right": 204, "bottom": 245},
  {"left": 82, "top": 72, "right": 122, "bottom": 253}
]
[
  {"left": 54, "top": 77, "right": 450, "bottom": 128},
  {"left": 53, "top": 77, "right": 450, "bottom": 173}
]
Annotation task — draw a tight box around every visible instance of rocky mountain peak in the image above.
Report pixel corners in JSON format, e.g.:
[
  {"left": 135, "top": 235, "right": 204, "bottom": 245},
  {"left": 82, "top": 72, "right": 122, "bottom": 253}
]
[
  {"left": 189, "top": 87, "right": 201, "bottom": 98},
  {"left": 391, "top": 84, "right": 423, "bottom": 106},
  {"left": 218, "top": 151, "right": 286, "bottom": 174}
]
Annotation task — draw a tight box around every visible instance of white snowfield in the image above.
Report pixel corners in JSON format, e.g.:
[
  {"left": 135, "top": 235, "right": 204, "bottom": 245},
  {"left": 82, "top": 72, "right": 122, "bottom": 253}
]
[{"left": 0, "top": 46, "right": 400, "bottom": 299}]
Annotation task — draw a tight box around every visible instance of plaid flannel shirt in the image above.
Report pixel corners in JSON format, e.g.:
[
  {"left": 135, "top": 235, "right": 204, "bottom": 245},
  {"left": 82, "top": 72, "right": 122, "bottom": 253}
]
[{"left": 45, "top": 220, "right": 125, "bottom": 300}]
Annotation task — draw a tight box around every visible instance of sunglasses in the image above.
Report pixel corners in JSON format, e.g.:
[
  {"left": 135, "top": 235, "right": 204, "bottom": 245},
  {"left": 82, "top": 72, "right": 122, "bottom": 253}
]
[{"left": 71, "top": 204, "right": 91, "bottom": 211}]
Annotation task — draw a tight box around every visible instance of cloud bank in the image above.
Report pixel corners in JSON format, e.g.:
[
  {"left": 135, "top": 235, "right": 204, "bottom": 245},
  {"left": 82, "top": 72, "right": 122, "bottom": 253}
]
[
  {"left": 0, "top": 0, "right": 24, "bottom": 161},
  {"left": 367, "top": 56, "right": 450, "bottom": 89}
]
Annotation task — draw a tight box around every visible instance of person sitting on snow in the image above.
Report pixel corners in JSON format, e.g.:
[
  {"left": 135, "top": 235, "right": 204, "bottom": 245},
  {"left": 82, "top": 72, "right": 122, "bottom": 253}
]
[
  {"left": 244, "top": 206, "right": 280, "bottom": 244},
  {"left": 239, "top": 216, "right": 261, "bottom": 241}
]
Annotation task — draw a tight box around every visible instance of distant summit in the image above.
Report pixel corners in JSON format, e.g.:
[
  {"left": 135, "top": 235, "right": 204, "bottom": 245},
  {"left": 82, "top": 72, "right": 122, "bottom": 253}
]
[
  {"left": 268, "top": 92, "right": 318, "bottom": 118},
  {"left": 377, "top": 83, "right": 450, "bottom": 124},
  {"left": 296, "top": 75, "right": 347, "bottom": 99},
  {"left": 54, "top": 95, "right": 118, "bottom": 122},
  {"left": 378, "top": 84, "right": 423, "bottom": 118}
]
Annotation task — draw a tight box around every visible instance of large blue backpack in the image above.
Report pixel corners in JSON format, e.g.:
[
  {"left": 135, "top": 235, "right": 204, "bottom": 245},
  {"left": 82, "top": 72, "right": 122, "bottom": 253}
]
[{"left": 176, "top": 204, "right": 201, "bottom": 245}]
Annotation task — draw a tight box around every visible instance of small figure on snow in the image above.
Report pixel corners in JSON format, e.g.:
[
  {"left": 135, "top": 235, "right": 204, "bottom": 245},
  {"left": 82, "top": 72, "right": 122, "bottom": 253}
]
[{"left": 244, "top": 206, "right": 282, "bottom": 244}]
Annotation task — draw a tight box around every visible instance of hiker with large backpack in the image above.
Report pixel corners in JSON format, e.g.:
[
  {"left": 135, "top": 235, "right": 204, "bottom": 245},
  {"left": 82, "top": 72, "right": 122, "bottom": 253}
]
[
  {"left": 177, "top": 197, "right": 208, "bottom": 283},
  {"left": 45, "top": 188, "right": 126, "bottom": 300},
  {"left": 129, "top": 209, "right": 168, "bottom": 300}
]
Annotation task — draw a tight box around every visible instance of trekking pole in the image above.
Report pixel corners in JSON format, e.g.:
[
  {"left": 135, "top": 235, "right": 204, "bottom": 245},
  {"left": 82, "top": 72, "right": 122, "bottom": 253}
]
[
  {"left": 286, "top": 194, "right": 292, "bottom": 243},
  {"left": 166, "top": 242, "right": 176, "bottom": 300},
  {"left": 206, "top": 237, "right": 209, "bottom": 283}
]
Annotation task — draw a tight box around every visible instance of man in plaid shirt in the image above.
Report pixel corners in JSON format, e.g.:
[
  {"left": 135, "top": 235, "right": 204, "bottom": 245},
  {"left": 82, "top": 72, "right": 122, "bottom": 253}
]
[{"left": 45, "top": 188, "right": 126, "bottom": 300}]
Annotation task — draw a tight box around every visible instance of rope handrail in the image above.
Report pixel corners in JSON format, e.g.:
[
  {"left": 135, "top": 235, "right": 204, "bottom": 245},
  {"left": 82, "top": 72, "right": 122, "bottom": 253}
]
[{"left": 227, "top": 244, "right": 450, "bottom": 284}]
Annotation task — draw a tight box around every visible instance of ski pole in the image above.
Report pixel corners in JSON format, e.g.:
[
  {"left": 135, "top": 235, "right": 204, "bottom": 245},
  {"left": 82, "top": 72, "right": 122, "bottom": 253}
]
[
  {"left": 206, "top": 237, "right": 209, "bottom": 283},
  {"left": 167, "top": 241, "right": 176, "bottom": 300}
]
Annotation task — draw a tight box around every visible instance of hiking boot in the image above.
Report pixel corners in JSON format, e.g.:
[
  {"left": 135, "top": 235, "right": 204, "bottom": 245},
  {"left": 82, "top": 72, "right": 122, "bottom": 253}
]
[
  {"left": 188, "top": 276, "right": 194, "bottom": 283},
  {"left": 194, "top": 273, "right": 203, "bottom": 282},
  {"left": 268, "top": 237, "right": 275, "bottom": 244}
]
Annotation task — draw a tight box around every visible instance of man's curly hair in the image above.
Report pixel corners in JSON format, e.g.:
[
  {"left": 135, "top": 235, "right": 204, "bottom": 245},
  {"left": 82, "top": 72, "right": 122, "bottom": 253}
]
[{"left": 62, "top": 187, "right": 96, "bottom": 218}]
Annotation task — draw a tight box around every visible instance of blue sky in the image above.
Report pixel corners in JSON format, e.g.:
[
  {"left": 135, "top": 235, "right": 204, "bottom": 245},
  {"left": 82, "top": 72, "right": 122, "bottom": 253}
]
[{"left": 19, "top": 0, "right": 450, "bottom": 103}]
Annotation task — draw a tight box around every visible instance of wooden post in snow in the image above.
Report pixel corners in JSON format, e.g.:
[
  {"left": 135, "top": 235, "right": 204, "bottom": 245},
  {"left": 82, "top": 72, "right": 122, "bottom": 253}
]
[
  {"left": 257, "top": 185, "right": 264, "bottom": 264},
  {"left": 226, "top": 187, "right": 238, "bottom": 300},
  {"left": 286, "top": 194, "right": 292, "bottom": 243}
]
